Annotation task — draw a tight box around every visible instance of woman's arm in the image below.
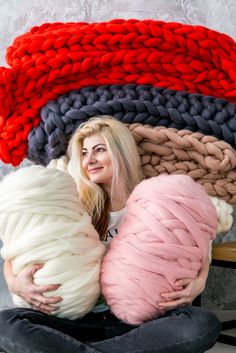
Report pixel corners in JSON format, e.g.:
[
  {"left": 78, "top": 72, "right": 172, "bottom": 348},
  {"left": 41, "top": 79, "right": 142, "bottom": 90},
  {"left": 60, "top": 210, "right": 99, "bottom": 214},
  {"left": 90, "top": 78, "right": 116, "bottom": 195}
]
[
  {"left": 158, "top": 256, "right": 210, "bottom": 311},
  {"left": 4, "top": 260, "right": 62, "bottom": 314}
]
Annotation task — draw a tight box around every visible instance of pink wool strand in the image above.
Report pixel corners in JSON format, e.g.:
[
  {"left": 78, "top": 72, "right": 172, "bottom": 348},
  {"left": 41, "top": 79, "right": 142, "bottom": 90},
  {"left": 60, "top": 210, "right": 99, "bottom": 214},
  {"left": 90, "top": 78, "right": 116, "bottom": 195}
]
[{"left": 101, "top": 175, "right": 217, "bottom": 325}]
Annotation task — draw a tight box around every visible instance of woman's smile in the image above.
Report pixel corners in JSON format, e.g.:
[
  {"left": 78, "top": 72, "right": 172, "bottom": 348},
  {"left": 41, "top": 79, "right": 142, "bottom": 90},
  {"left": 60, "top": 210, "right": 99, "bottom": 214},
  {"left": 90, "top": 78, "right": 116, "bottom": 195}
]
[{"left": 88, "top": 166, "right": 103, "bottom": 174}]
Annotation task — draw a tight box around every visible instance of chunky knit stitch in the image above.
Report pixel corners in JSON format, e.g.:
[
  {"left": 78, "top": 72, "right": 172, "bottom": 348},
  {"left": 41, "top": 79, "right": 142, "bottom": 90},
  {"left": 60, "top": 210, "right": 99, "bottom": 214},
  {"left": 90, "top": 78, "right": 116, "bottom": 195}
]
[
  {"left": 1, "top": 19, "right": 236, "bottom": 165},
  {"left": 130, "top": 124, "right": 236, "bottom": 204},
  {"left": 27, "top": 85, "right": 236, "bottom": 165}
]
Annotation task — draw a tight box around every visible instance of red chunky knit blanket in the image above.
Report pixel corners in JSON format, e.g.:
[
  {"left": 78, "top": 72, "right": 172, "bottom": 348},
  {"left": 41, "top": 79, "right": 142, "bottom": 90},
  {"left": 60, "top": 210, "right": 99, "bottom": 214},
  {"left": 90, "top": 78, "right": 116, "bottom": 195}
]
[{"left": 1, "top": 19, "right": 236, "bottom": 165}]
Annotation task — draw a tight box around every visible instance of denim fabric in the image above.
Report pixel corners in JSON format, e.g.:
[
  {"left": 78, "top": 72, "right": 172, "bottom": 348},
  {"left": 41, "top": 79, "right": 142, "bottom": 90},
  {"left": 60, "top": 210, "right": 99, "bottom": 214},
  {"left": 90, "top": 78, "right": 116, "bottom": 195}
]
[{"left": 0, "top": 306, "right": 220, "bottom": 353}]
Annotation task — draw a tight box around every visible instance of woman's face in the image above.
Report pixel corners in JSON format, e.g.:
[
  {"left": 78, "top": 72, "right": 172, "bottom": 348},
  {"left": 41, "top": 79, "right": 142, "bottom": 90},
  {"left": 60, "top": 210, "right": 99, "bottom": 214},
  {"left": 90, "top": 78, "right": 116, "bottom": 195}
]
[{"left": 82, "top": 133, "right": 113, "bottom": 191}]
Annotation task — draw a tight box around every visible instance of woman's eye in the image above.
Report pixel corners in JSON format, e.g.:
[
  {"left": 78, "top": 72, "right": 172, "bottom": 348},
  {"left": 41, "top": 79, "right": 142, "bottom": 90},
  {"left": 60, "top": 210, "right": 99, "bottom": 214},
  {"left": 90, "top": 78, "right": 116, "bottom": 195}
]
[
  {"left": 82, "top": 151, "right": 88, "bottom": 158},
  {"left": 95, "top": 147, "right": 105, "bottom": 153}
]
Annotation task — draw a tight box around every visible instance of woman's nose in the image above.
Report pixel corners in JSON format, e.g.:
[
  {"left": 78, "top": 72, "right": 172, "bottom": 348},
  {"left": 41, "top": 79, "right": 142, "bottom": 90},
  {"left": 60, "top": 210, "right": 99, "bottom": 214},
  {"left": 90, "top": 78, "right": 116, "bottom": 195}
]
[{"left": 87, "top": 152, "right": 96, "bottom": 164}]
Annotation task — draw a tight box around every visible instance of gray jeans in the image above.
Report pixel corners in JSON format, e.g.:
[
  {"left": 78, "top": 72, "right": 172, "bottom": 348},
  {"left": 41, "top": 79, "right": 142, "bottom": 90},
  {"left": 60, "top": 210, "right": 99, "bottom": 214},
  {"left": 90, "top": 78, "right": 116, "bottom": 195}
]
[{"left": 0, "top": 306, "right": 220, "bottom": 353}]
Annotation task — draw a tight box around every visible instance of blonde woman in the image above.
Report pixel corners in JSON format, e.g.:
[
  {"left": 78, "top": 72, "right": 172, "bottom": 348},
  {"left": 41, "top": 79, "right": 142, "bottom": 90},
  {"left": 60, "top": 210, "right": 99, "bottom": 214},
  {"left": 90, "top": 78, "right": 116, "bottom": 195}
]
[{"left": 0, "top": 116, "right": 220, "bottom": 353}]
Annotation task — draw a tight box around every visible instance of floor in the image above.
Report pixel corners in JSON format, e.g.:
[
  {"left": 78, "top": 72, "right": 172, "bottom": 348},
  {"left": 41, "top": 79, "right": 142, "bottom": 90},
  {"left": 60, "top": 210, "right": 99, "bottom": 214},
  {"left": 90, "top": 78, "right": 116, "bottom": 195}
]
[
  {"left": 207, "top": 310, "right": 236, "bottom": 352},
  {"left": 209, "top": 342, "right": 236, "bottom": 352}
]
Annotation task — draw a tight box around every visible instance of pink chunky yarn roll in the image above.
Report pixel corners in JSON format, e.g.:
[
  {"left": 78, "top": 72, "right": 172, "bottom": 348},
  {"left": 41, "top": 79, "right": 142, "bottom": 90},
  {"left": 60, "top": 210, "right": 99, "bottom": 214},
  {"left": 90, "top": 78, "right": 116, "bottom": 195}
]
[{"left": 101, "top": 175, "right": 217, "bottom": 325}]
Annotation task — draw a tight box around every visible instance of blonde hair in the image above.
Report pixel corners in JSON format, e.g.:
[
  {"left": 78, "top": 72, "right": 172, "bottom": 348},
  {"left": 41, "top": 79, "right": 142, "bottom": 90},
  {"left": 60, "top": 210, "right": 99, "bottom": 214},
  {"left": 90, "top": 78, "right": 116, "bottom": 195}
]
[{"left": 67, "top": 116, "right": 143, "bottom": 240}]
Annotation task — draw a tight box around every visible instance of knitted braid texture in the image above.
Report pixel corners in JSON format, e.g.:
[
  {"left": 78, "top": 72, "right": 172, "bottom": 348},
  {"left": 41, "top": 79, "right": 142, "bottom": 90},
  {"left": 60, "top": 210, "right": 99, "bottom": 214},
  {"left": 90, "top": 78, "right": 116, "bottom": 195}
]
[
  {"left": 130, "top": 124, "right": 236, "bottom": 204},
  {"left": 1, "top": 19, "right": 236, "bottom": 165},
  {"left": 28, "top": 84, "right": 236, "bottom": 165}
]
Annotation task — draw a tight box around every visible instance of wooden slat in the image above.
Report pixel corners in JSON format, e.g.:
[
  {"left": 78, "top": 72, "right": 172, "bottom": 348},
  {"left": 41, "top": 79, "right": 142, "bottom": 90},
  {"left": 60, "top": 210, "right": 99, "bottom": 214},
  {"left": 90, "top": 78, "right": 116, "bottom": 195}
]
[{"left": 212, "top": 241, "right": 236, "bottom": 262}]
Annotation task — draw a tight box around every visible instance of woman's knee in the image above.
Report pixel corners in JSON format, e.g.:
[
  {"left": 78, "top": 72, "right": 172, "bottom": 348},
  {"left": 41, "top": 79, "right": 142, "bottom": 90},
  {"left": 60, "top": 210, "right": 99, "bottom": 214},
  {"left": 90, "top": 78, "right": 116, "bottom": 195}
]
[
  {"left": 0, "top": 307, "right": 35, "bottom": 332},
  {"left": 175, "top": 306, "right": 220, "bottom": 327},
  {"left": 0, "top": 308, "right": 19, "bottom": 323},
  {"left": 169, "top": 306, "right": 221, "bottom": 343}
]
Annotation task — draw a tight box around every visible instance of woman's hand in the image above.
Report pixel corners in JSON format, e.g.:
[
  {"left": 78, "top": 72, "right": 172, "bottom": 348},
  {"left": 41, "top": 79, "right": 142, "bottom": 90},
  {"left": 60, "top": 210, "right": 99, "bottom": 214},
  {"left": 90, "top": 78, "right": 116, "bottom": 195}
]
[
  {"left": 159, "top": 257, "right": 210, "bottom": 311},
  {"left": 4, "top": 260, "right": 63, "bottom": 315}
]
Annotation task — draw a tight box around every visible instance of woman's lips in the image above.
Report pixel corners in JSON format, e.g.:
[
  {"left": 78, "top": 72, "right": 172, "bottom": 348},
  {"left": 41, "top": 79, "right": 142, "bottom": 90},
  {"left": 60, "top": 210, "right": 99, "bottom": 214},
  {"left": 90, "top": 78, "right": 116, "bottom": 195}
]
[{"left": 88, "top": 167, "right": 103, "bottom": 173}]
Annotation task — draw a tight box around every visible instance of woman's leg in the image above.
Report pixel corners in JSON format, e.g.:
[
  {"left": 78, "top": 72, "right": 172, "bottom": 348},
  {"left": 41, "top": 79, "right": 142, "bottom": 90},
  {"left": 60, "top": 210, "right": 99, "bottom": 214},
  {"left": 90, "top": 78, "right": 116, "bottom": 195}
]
[
  {"left": 92, "top": 306, "right": 221, "bottom": 353},
  {"left": 0, "top": 307, "right": 136, "bottom": 353},
  {"left": 0, "top": 306, "right": 221, "bottom": 353},
  {"left": 0, "top": 307, "right": 106, "bottom": 353}
]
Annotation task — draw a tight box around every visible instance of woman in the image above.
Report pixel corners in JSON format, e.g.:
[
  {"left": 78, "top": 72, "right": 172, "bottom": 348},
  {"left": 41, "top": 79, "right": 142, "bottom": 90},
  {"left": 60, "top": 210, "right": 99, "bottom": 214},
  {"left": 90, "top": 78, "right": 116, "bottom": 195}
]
[{"left": 0, "top": 116, "right": 220, "bottom": 353}]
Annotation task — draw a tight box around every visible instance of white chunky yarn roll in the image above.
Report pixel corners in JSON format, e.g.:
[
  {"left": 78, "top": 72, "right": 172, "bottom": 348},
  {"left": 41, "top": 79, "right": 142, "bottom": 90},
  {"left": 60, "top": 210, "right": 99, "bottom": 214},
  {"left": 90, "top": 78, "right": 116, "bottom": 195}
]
[
  {"left": 0, "top": 165, "right": 106, "bottom": 320},
  {"left": 210, "top": 196, "right": 233, "bottom": 233}
]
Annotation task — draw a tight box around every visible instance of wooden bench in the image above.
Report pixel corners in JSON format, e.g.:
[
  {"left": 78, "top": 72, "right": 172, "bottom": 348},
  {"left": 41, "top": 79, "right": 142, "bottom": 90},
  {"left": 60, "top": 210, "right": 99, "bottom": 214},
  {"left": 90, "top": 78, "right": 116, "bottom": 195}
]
[{"left": 211, "top": 242, "right": 236, "bottom": 346}]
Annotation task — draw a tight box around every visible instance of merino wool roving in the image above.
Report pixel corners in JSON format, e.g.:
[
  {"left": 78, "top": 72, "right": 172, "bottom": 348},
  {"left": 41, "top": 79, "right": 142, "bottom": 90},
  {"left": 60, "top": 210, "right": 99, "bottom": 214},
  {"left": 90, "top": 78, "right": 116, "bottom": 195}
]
[
  {"left": 101, "top": 174, "right": 217, "bottom": 325},
  {"left": 0, "top": 165, "right": 106, "bottom": 320}
]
